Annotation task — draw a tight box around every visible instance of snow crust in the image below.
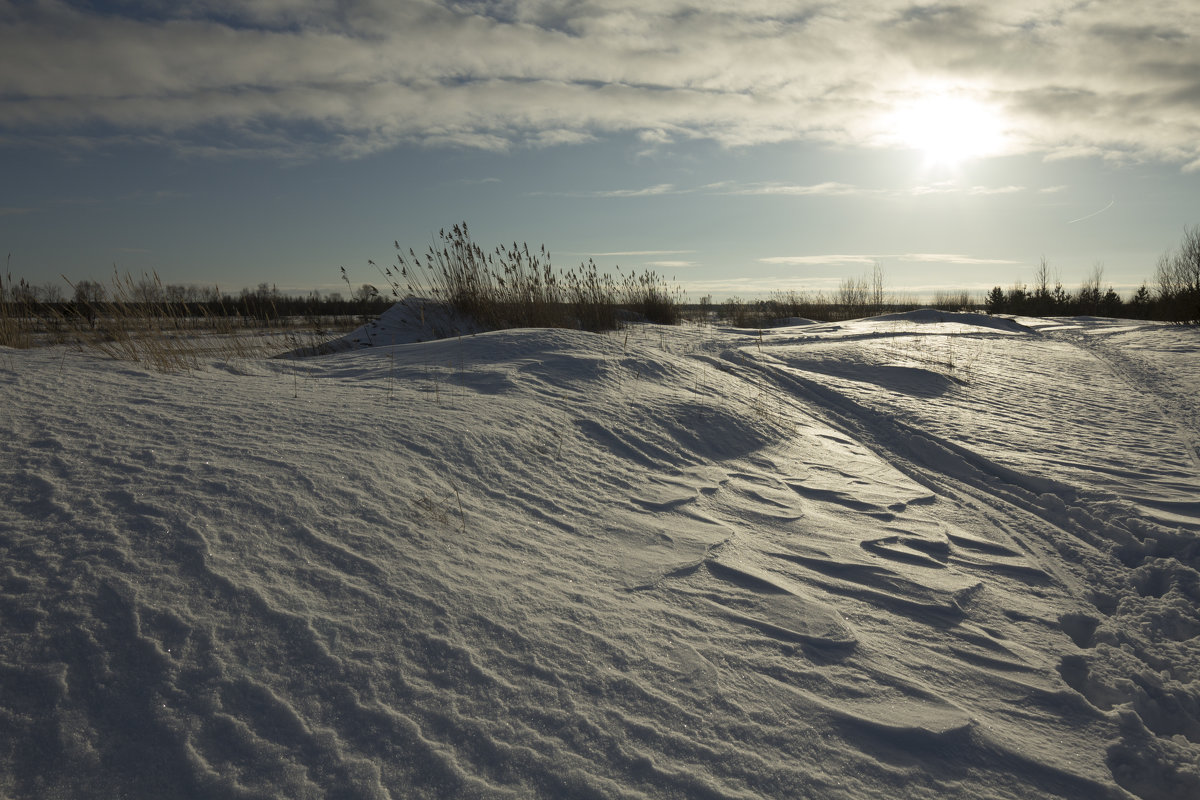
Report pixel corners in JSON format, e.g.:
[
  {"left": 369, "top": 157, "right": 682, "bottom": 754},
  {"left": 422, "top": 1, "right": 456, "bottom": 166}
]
[{"left": 2, "top": 310, "right": 1198, "bottom": 799}]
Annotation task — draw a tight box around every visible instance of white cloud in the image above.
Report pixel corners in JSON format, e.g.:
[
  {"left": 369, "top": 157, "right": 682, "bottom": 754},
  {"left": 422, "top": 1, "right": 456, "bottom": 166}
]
[
  {"left": 588, "top": 250, "right": 696, "bottom": 256},
  {"left": 529, "top": 129, "right": 597, "bottom": 147},
  {"left": 906, "top": 182, "right": 1028, "bottom": 196},
  {"left": 908, "top": 182, "right": 959, "bottom": 196},
  {"left": 967, "top": 185, "right": 1024, "bottom": 195},
  {"left": 1, "top": 1, "right": 1198, "bottom": 166},
  {"left": 558, "top": 180, "right": 865, "bottom": 198},
  {"left": 760, "top": 252, "right": 1021, "bottom": 267},
  {"left": 715, "top": 181, "right": 863, "bottom": 196},
  {"left": 681, "top": 276, "right": 847, "bottom": 296},
  {"left": 644, "top": 260, "right": 697, "bottom": 268},
  {"left": 759, "top": 255, "right": 880, "bottom": 266},
  {"left": 899, "top": 253, "right": 1021, "bottom": 265},
  {"left": 637, "top": 128, "right": 674, "bottom": 144},
  {"left": 592, "top": 183, "right": 678, "bottom": 197}
]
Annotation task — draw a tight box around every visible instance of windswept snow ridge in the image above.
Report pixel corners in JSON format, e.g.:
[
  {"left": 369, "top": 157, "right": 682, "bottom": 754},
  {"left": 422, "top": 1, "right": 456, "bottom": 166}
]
[{"left": 2, "top": 311, "right": 1198, "bottom": 799}]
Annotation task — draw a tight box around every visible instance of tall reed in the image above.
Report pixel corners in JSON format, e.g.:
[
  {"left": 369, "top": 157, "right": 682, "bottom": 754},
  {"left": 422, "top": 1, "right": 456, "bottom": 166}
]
[{"left": 374, "top": 223, "right": 682, "bottom": 336}]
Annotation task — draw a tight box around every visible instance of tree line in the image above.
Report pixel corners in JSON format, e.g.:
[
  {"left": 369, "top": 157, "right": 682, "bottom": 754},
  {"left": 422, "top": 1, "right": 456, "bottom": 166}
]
[
  {"left": 1, "top": 272, "right": 388, "bottom": 326},
  {"left": 983, "top": 225, "right": 1200, "bottom": 323}
]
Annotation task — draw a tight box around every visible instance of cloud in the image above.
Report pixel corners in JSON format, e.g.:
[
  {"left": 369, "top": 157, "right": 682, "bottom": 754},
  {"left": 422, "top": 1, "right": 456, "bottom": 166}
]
[
  {"left": 967, "top": 185, "right": 1024, "bottom": 195},
  {"left": 682, "top": 276, "right": 847, "bottom": 296},
  {"left": 0, "top": 206, "right": 35, "bottom": 216},
  {"left": 637, "top": 128, "right": 674, "bottom": 144},
  {"left": 529, "top": 129, "right": 597, "bottom": 147},
  {"left": 1, "top": 1, "right": 1198, "bottom": 166},
  {"left": 554, "top": 181, "right": 864, "bottom": 198},
  {"left": 898, "top": 253, "right": 1021, "bottom": 265},
  {"left": 592, "top": 183, "right": 679, "bottom": 197},
  {"left": 905, "top": 182, "right": 1028, "bottom": 196},
  {"left": 588, "top": 250, "right": 696, "bottom": 257},
  {"left": 761, "top": 252, "right": 1020, "bottom": 267},
  {"left": 713, "top": 181, "right": 864, "bottom": 196},
  {"left": 759, "top": 255, "right": 880, "bottom": 267},
  {"left": 644, "top": 260, "right": 697, "bottom": 268},
  {"left": 908, "top": 181, "right": 959, "bottom": 196}
]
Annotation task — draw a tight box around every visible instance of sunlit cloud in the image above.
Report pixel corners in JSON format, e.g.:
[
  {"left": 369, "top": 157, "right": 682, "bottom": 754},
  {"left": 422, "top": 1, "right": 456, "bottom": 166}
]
[
  {"left": 714, "top": 182, "right": 864, "bottom": 196},
  {"left": 529, "top": 129, "right": 597, "bottom": 148},
  {"left": 1, "top": 1, "right": 1198, "bottom": 167},
  {"left": 585, "top": 250, "right": 697, "bottom": 257},
  {"left": 594, "top": 184, "right": 679, "bottom": 198},
  {"left": 761, "top": 253, "right": 1021, "bottom": 267},
  {"left": 899, "top": 254, "right": 1021, "bottom": 265},
  {"left": 637, "top": 129, "right": 674, "bottom": 144},
  {"left": 682, "top": 275, "right": 1022, "bottom": 299},
  {"left": 908, "top": 182, "right": 960, "bottom": 196},
  {"left": 682, "top": 276, "right": 847, "bottom": 296},
  {"left": 759, "top": 255, "right": 880, "bottom": 267},
  {"left": 644, "top": 260, "right": 698, "bottom": 268},
  {"left": 905, "top": 182, "right": 1029, "bottom": 196},
  {"left": 558, "top": 181, "right": 867, "bottom": 198},
  {"left": 529, "top": 184, "right": 681, "bottom": 198},
  {"left": 967, "top": 185, "right": 1024, "bottom": 195}
]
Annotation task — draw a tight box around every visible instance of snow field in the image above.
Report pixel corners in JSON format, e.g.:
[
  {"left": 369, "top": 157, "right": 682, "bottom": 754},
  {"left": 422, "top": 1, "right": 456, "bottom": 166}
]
[{"left": 1, "top": 310, "right": 1198, "bottom": 799}]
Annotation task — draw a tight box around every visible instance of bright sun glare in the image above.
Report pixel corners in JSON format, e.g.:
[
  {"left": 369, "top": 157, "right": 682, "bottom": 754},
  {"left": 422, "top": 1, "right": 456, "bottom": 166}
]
[{"left": 891, "top": 92, "right": 1007, "bottom": 167}]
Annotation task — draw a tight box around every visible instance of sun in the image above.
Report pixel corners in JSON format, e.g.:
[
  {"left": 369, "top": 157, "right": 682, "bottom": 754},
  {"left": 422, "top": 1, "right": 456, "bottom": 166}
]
[{"left": 889, "top": 92, "right": 1007, "bottom": 168}]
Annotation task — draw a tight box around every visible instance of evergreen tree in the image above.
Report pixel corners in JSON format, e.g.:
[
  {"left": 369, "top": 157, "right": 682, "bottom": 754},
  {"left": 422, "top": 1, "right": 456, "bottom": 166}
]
[
  {"left": 1101, "top": 287, "right": 1123, "bottom": 317},
  {"left": 1007, "top": 285, "right": 1029, "bottom": 314},
  {"left": 985, "top": 286, "right": 1006, "bottom": 314}
]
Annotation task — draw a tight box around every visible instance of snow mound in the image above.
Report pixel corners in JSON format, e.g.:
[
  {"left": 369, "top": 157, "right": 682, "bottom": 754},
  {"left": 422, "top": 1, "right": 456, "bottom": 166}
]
[
  {"left": 871, "top": 307, "right": 1036, "bottom": 333},
  {"left": 283, "top": 299, "right": 485, "bottom": 356},
  {"left": 2, "top": 316, "right": 1198, "bottom": 799}
]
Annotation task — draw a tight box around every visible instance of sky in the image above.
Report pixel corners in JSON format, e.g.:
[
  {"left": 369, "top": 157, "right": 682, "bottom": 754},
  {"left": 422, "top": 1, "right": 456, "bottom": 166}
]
[{"left": 2, "top": 0, "right": 1199, "bottom": 301}]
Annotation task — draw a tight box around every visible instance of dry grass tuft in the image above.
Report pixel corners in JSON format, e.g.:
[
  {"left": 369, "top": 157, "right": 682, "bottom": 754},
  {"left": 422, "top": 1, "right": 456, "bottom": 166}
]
[
  {"left": 0, "top": 267, "right": 36, "bottom": 349},
  {"left": 374, "top": 223, "right": 684, "bottom": 336}
]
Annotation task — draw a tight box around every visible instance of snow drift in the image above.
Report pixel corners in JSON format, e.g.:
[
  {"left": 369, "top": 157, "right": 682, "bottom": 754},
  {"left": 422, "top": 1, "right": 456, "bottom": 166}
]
[{"left": 1, "top": 310, "right": 1198, "bottom": 799}]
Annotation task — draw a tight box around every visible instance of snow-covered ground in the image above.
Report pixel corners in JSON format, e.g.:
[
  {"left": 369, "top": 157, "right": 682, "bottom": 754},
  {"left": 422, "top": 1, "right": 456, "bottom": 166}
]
[{"left": 2, "top": 309, "right": 1197, "bottom": 799}]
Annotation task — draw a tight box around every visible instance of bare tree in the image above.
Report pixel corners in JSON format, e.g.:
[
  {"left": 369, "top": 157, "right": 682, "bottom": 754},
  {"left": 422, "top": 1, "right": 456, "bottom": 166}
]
[
  {"left": 72, "top": 279, "right": 107, "bottom": 327},
  {"left": 1156, "top": 224, "right": 1200, "bottom": 321},
  {"left": 837, "top": 275, "right": 869, "bottom": 315},
  {"left": 1032, "top": 256, "right": 1053, "bottom": 312},
  {"left": 1078, "top": 262, "right": 1104, "bottom": 315},
  {"left": 1175, "top": 224, "right": 1200, "bottom": 296},
  {"left": 73, "top": 280, "right": 107, "bottom": 305},
  {"left": 39, "top": 282, "right": 65, "bottom": 304},
  {"left": 870, "top": 262, "right": 886, "bottom": 315},
  {"left": 353, "top": 283, "right": 379, "bottom": 303}
]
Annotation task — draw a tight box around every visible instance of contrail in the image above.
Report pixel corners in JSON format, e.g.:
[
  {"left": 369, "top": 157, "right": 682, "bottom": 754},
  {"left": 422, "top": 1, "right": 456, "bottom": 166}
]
[{"left": 1067, "top": 196, "right": 1115, "bottom": 224}]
